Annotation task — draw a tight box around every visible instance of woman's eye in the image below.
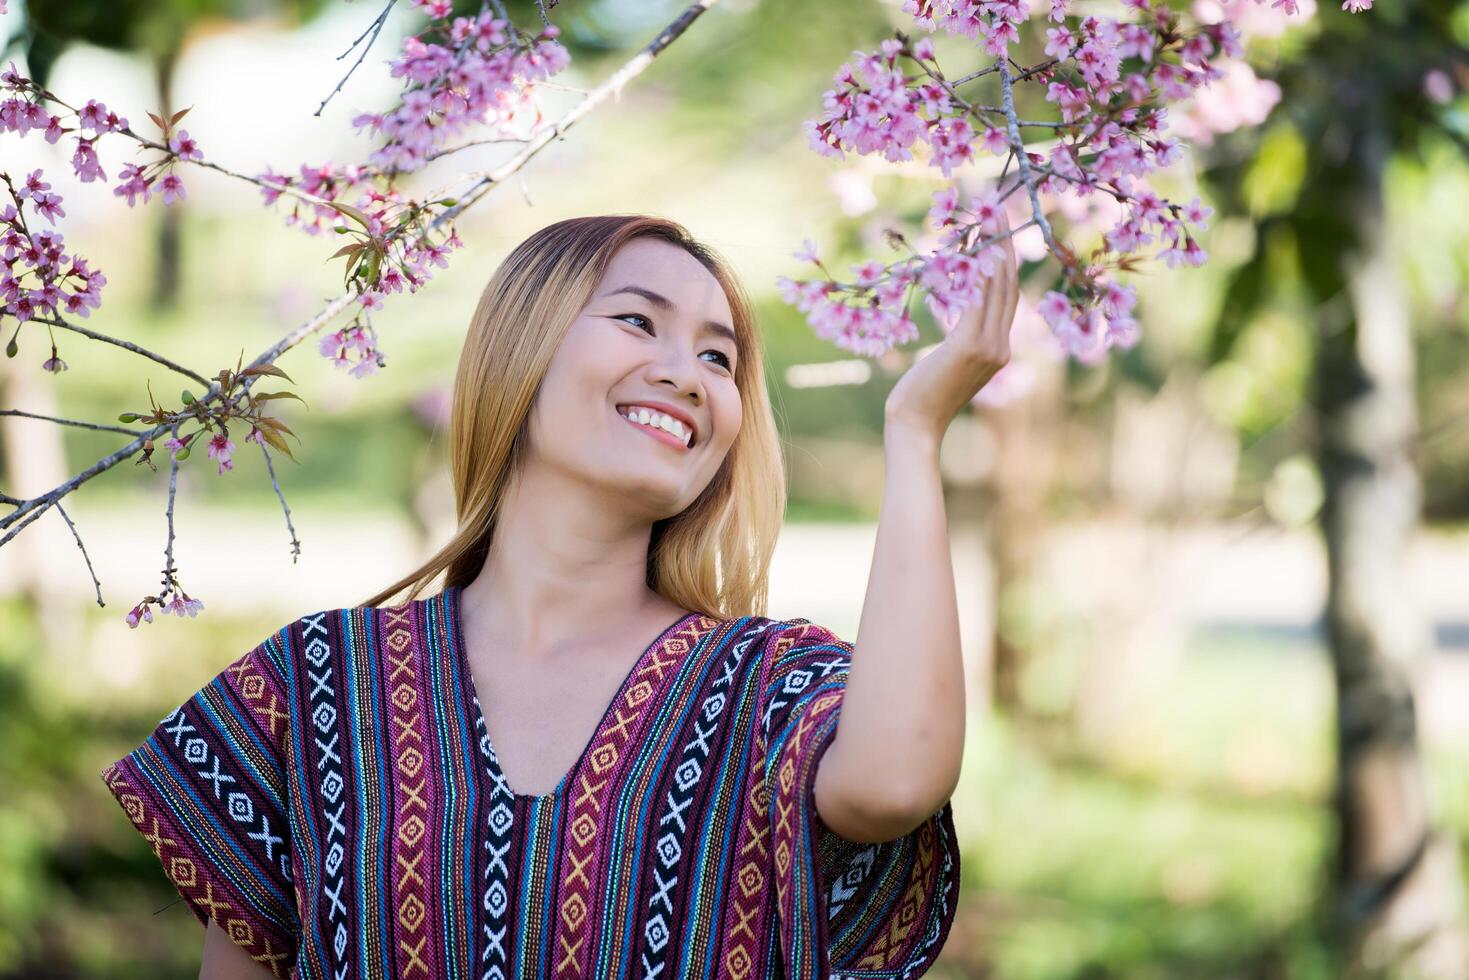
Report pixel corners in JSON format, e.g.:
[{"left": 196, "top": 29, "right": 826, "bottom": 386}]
[{"left": 617, "top": 314, "right": 733, "bottom": 372}]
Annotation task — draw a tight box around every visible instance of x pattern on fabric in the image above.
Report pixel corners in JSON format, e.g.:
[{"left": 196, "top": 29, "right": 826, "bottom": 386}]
[{"left": 102, "top": 587, "right": 960, "bottom": 978}]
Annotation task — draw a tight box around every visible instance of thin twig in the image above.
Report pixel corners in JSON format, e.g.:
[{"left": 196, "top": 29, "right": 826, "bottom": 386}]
[
  {"left": 316, "top": 0, "right": 400, "bottom": 118},
  {"left": 433, "top": 0, "right": 722, "bottom": 220},
  {"left": 162, "top": 446, "right": 180, "bottom": 592},
  {"left": 35, "top": 315, "right": 212, "bottom": 387},
  {"left": 123, "top": 132, "right": 362, "bottom": 217},
  {"left": 0, "top": 409, "right": 146, "bottom": 437},
  {"left": 259, "top": 442, "right": 302, "bottom": 562},
  {"left": 0, "top": 0, "right": 723, "bottom": 546},
  {"left": 55, "top": 502, "right": 104, "bottom": 607},
  {"left": 0, "top": 498, "right": 52, "bottom": 548},
  {"left": 535, "top": 0, "right": 557, "bottom": 27},
  {"left": 424, "top": 135, "right": 532, "bottom": 163},
  {"left": 998, "top": 58, "right": 1055, "bottom": 251}
]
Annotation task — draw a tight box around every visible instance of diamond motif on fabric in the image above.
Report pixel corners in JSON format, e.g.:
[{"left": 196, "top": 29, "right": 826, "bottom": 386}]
[
  {"left": 725, "top": 946, "right": 751, "bottom": 979},
  {"left": 783, "top": 670, "right": 811, "bottom": 695},
  {"left": 656, "top": 832, "right": 681, "bottom": 866},
  {"left": 399, "top": 813, "right": 425, "bottom": 847},
  {"left": 589, "top": 743, "right": 618, "bottom": 774},
  {"left": 570, "top": 812, "right": 597, "bottom": 847},
  {"left": 325, "top": 841, "right": 344, "bottom": 876},
  {"left": 779, "top": 758, "right": 796, "bottom": 794},
  {"left": 392, "top": 683, "right": 418, "bottom": 712},
  {"left": 398, "top": 893, "right": 426, "bottom": 930},
  {"left": 226, "top": 792, "right": 254, "bottom": 823},
  {"left": 184, "top": 737, "right": 208, "bottom": 764},
  {"left": 560, "top": 893, "right": 586, "bottom": 930},
  {"left": 737, "top": 861, "right": 764, "bottom": 897},
  {"left": 644, "top": 914, "right": 669, "bottom": 951},
  {"left": 625, "top": 679, "right": 653, "bottom": 707},
  {"left": 312, "top": 702, "right": 337, "bottom": 732},
  {"left": 321, "top": 770, "right": 343, "bottom": 803},
  {"left": 170, "top": 856, "right": 197, "bottom": 887},
  {"left": 486, "top": 880, "right": 507, "bottom": 917},
  {"left": 240, "top": 674, "right": 265, "bottom": 700},
  {"left": 225, "top": 918, "right": 254, "bottom": 944},
  {"left": 400, "top": 746, "right": 423, "bottom": 778}
]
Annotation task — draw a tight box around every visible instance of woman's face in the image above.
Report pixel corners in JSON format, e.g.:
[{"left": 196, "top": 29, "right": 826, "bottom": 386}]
[{"left": 523, "top": 237, "right": 743, "bottom": 521}]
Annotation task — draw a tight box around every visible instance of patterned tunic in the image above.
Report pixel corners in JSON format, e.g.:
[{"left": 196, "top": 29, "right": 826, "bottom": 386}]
[{"left": 101, "top": 585, "right": 960, "bottom": 978}]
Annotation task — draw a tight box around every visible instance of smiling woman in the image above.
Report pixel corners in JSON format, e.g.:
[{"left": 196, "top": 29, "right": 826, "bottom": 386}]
[{"left": 101, "top": 215, "right": 963, "bottom": 979}]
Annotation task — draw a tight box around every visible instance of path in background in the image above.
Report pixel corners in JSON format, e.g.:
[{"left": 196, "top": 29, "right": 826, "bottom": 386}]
[{"left": 5, "top": 507, "right": 1465, "bottom": 745}]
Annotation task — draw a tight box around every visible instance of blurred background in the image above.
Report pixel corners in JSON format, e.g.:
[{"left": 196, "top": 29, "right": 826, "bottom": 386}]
[{"left": 2, "top": 0, "right": 1468, "bottom": 976}]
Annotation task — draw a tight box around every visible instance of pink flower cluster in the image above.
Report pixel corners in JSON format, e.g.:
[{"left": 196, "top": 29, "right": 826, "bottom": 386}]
[
  {"left": 252, "top": 6, "right": 563, "bottom": 375},
  {"left": 2, "top": 65, "right": 207, "bottom": 335},
  {"left": 127, "top": 591, "right": 204, "bottom": 627},
  {"left": 353, "top": 12, "right": 567, "bottom": 173},
  {"left": 2, "top": 169, "right": 107, "bottom": 334},
  {"left": 782, "top": 0, "right": 1288, "bottom": 364},
  {"left": 319, "top": 323, "right": 385, "bottom": 378}
]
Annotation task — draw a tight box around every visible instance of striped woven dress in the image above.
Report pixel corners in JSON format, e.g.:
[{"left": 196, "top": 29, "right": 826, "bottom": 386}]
[{"left": 101, "top": 584, "right": 960, "bottom": 978}]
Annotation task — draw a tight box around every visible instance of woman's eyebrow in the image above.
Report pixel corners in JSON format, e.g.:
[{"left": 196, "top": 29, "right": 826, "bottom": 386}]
[{"left": 600, "top": 284, "right": 737, "bottom": 346}]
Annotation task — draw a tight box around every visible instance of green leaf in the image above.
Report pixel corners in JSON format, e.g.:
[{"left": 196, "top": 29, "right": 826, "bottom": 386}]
[
  {"left": 180, "top": 389, "right": 195, "bottom": 405},
  {"left": 175, "top": 446, "right": 191, "bottom": 460},
  {"left": 5, "top": 336, "right": 17, "bottom": 358},
  {"left": 118, "top": 412, "right": 140, "bottom": 423}
]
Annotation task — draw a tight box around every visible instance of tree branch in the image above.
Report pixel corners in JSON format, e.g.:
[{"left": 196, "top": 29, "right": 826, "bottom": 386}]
[
  {"left": 0, "top": 409, "right": 146, "bottom": 437},
  {"left": 35, "top": 315, "right": 212, "bottom": 387},
  {"left": 317, "top": 0, "right": 401, "bottom": 118},
  {"left": 259, "top": 441, "right": 302, "bottom": 562},
  {"left": 0, "top": 0, "right": 723, "bottom": 548},
  {"left": 56, "top": 501, "right": 105, "bottom": 607}
]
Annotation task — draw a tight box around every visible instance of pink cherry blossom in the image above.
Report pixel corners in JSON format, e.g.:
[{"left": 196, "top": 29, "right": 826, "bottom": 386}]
[
  {"left": 113, "top": 163, "right": 153, "bottom": 207},
  {"left": 168, "top": 129, "right": 203, "bottom": 162},
  {"left": 159, "top": 172, "right": 187, "bottom": 206},
  {"left": 206, "top": 432, "right": 236, "bottom": 475}
]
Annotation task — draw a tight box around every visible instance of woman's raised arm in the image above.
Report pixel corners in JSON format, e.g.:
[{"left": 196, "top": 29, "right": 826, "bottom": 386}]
[{"left": 813, "top": 217, "right": 1020, "bottom": 844}]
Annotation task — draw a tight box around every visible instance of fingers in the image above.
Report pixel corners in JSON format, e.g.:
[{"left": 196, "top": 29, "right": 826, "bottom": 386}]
[{"left": 981, "top": 217, "right": 1016, "bottom": 355}]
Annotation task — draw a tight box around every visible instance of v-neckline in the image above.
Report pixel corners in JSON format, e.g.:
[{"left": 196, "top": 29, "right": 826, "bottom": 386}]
[{"left": 446, "top": 584, "right": 696, "bottom": 803}]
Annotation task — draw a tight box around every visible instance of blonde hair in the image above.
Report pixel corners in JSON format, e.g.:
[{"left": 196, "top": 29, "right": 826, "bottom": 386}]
[{"left": 362, "top": 215, "right": 786, "bottom": 619}]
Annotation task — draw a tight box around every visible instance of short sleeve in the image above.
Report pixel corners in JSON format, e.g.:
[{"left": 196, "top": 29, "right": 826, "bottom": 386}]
[
  {"left": 757, "top": 618, "right": 960, "bottom": 979},
  {"left": 100, "top": 629, "right": 300, "bottom": 978}
]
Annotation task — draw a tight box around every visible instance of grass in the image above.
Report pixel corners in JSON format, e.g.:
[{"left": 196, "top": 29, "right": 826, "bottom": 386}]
[{"left": 0, "top": 593, "right": 1464, "bottom": 978}]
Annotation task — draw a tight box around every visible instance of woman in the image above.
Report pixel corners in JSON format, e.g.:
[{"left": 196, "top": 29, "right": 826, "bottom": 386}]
[{"left": 101, "top": 213, "right": 1018, "bottom": 979}]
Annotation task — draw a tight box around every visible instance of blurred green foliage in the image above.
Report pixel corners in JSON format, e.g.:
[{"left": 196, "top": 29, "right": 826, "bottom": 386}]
[{"left": 3, "top": 0, "right": 1469, "bottom": 974}]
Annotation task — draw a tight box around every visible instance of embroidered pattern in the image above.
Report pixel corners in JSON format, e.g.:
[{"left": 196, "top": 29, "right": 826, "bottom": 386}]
[{"left": 101, "top": 593, "right": 961, "bottom": 979}]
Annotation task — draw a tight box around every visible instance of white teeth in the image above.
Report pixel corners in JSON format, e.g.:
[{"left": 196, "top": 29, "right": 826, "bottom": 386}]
[{"left": 619, "top": 406, "right": 693, "bottom": 447}]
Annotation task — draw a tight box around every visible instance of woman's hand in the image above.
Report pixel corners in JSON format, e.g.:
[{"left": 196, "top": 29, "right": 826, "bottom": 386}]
[{"left": 883, "top": 213, "right": 1020, "bottom": 444}]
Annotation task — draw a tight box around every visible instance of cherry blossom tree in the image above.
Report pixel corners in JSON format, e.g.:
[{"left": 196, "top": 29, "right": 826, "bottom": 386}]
[
  {"left": 776, "top": 0, "right": 1468, "bottom": 973},
  {"left": 1, "top": 0, "right": 720, "bottom": 623}
]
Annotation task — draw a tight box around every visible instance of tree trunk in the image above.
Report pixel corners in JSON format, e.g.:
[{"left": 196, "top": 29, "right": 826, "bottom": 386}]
[
  {"left": 152, "top": 46, "right": 183, "bottom": 312},
  {"left": 1313, "top": 106, "right": 1469, "bottom": 979}
]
